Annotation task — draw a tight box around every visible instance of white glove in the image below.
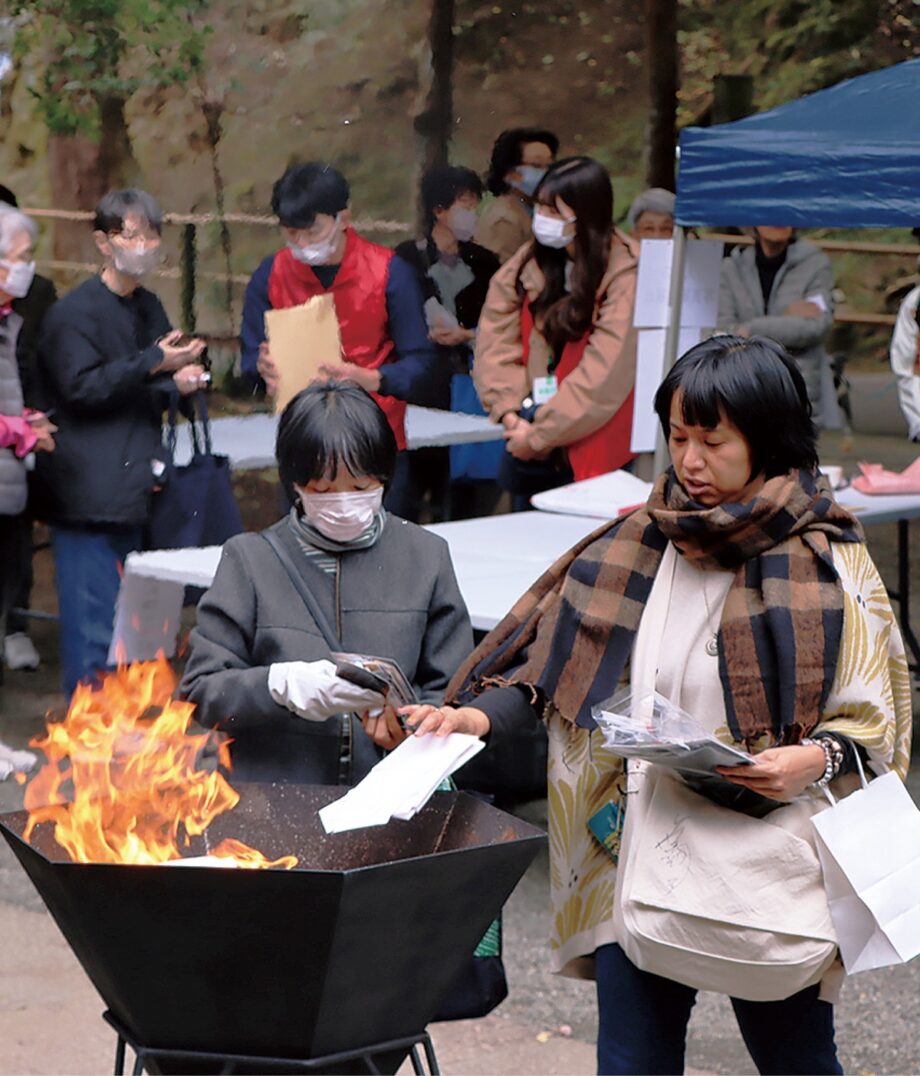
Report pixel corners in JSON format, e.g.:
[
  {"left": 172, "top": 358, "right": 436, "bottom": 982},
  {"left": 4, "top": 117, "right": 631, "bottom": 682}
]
[
  {"left": 267, "top": 659, "right": 386, "bottom": 722},
  {"left": 0, "top": 742, "right": 37, "bottom": 781}
]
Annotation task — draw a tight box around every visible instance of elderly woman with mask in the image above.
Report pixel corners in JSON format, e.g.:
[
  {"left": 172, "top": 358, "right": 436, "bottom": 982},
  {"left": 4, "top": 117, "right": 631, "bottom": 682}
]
[{"left": 0, "top": 206, "right": 56, "bottom": 676}]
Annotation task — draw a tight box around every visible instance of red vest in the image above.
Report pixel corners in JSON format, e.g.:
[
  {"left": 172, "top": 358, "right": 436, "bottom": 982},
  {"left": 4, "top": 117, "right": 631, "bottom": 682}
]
[
  {"left": 267, "top": 230, "right": 407, "bottom": 449},
  {"left": 521, "top": 302, "right": 635, "bottom": 481}
]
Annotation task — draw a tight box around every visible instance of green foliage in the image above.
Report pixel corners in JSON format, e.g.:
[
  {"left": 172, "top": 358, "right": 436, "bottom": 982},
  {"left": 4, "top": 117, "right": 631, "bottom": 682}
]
[
  {"left": 9, "top": 0, "right": 213, "bottom": 136},
  {"left": 677, "top": 0, "right": 919, "bottom": 124}
]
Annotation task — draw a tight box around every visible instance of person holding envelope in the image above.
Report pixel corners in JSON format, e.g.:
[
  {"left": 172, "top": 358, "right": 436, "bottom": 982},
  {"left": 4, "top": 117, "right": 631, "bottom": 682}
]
[
  {"left": 404, "top": 335, "right": 911, "bottom": 1075},
  {"left": 240, "top": 163, "right": 439, "bottom": 518}
]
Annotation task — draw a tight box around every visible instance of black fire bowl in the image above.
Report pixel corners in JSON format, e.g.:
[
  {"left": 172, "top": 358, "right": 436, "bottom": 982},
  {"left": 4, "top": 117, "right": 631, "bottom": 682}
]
[{"left": 0, "top": 785, "right": 545, "bottom": 1063}]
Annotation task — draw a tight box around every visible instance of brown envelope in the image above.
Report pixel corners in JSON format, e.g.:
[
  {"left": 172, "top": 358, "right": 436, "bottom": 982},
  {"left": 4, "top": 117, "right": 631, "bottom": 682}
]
[{"left": 265, "top": 294, "right": 343, "bottom": 413}]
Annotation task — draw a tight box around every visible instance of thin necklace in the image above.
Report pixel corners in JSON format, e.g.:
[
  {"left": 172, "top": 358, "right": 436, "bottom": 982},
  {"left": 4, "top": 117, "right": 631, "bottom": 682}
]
[{"left": 700, "top": 572, "right": 720, "bottom": 657}]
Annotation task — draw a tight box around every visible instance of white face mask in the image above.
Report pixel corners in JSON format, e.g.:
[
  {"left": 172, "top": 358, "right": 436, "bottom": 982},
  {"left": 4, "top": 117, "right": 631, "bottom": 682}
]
[
  {"left": 288, "top": 215, "right": 343, "bottom": 266},
  {"left": 112, "top": 244, "right": 161, "bottom": 278},
  {"left": 447, "top": 206, "right": 477, "bottom": 242},
  {"left": 532, "top": 209, "right": 576, "bottom": 249},
  {"left": 509, "top": 165, "right": 547, "bottom": 198},
  {"left": 0, "top": 259, "right": 35, "bottom": 298},
  {"left": 299, "top": 486, "right": 383, "bottom": 542}
]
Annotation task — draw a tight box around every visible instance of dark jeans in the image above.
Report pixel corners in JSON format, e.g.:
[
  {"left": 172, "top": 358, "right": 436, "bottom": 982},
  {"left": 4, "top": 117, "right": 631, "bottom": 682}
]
[
  {"left": 52, "top": 523, "right": 144, "bottom": 697},
  {"left": 6, "top": 511, "right": 34, "bottom": 635},
  {"left": 0, "top": 514, "right": 20, "bottom": 632},
  {"left": 595, "top": 943, "right": 843, "bottom": 1076},
  {"left": 405, "top": 446, "right": 450, "bottom": 522}
]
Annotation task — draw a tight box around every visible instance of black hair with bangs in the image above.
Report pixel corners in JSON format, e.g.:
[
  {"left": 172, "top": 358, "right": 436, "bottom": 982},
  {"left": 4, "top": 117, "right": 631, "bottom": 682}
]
[
  {"left": 271, "top": 163, "right": 350, "bottom": 229},
  {"left": 485, "top": 127, "right": 560, "bottom": 196},
  {"left": 653, "top": 335, "right": 818, "bottom": 479},
  {"left": 420, "top": 165, "right": 483, "bottom": 231},
  {"left": 276, "top": 380, "right": 397, "bottom": 497},
  {"left": 526, "top": 156, "right": 613, "bottom": 350},
  {"left": 94, "top": 188, "right": 163, "bottom": 235}
]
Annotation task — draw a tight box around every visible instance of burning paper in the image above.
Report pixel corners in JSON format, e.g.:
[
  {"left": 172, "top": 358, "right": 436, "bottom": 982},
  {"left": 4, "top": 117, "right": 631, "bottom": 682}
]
[{"left": 23, "top": 656, "right": 297, "bottom": 869}]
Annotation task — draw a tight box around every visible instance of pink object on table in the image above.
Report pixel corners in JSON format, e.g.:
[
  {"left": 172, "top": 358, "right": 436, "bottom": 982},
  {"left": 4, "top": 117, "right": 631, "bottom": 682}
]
[{"left": 851, "top": 458, "right": 920, "bottom": 495}]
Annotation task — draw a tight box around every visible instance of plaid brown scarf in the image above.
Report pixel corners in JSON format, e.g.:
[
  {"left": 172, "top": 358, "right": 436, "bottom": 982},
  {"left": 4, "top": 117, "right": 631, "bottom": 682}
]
[{"left": 448, "top": 468, "right": 863, "bottom": 745}]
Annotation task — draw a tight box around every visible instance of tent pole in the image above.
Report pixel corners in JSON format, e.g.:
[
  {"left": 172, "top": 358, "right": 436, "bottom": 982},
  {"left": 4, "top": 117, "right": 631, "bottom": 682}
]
[{"left": 653, "top": 225, "right": 688, "bottom": 475}]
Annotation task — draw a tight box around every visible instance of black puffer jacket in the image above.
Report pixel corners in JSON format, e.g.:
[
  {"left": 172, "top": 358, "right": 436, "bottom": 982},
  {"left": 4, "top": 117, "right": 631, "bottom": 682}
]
[
  {"left": 36, "top": 275, "right": 175, "bottom": 525},
  {"left": 394, "top": 237, "right": 498, "bottom": 333}
]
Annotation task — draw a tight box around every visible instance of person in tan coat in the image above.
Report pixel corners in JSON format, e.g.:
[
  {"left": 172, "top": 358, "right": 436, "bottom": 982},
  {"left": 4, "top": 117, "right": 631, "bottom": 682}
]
[
  {"left": 474, "top": 127, "right": 558, "bottom": 264},
  {"left": 474, "top": 157, "right": 638, "bottom": 504}
]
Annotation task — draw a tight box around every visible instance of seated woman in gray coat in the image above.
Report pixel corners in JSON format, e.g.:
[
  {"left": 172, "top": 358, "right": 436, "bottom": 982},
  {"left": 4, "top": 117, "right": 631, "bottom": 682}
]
[{"left": 181, "top": 379, "right": 474, "bottom": 785}]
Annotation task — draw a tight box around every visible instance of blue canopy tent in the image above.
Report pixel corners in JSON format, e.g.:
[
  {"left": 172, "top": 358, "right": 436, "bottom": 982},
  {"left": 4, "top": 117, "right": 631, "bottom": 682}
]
[
  {"left": 674, "top": 57, "right": 920, "bottom": 229},
  {"left": 654, "top": 58, "right": 920, "bottom": 471}
]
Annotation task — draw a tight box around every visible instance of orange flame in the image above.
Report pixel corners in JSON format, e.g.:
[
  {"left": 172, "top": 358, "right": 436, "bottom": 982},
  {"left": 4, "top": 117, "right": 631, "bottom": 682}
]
[{"left": 23, "top": 656, "right": 297, "bottom": 870}]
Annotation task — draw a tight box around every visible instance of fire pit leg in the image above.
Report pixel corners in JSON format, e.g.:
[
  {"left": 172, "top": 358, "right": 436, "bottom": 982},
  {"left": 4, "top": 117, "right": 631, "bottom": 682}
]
[
  {"left": 103, "top": 1010, "right": 441, "bottom": 1074},
  {"left": 411, "top": 1036, "right": 440, "bottom": 1075},
  {"left": 113, "top": 1033, "right": 125, "bottom": 1075}
]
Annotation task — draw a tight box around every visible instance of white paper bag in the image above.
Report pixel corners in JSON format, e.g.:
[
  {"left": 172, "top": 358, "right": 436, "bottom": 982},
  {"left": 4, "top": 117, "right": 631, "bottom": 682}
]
[{"left": 811, "top": 757, "right": 920, "bottom": 974}]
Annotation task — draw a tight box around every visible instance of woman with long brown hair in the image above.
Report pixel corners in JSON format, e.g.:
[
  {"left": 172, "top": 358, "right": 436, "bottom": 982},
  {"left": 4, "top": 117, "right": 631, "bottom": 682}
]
[{"left": 473, "top": 156, "right": 638, "bottom": 505}]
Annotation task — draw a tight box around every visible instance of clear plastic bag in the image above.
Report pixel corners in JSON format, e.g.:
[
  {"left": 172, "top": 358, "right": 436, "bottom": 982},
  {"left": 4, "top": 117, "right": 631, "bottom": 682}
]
[
  {"left": 591, "top": 688, "right": 754, "bottom": 776},
  {"left": 592, "top": 689, "right": 786, "bottom": 817}
]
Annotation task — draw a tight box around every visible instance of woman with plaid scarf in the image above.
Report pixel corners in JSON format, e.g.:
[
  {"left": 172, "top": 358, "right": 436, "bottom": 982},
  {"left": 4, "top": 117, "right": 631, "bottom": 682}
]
[{"left": 402, "top": 335, "right": 912, "bottom": 1075}]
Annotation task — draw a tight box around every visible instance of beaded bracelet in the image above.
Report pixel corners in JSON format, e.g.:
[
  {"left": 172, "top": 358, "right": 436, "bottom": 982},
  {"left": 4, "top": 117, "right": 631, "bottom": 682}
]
[{"left": 801, "top": 736, "right": 839, "bottom": 788}]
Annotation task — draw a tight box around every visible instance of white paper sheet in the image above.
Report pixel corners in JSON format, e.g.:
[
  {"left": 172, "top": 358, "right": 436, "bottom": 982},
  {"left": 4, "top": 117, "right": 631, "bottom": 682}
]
[
  {"left": 108, "top": 571, "right": 185, "bottom": 664},
  {"left": 531, "top": 470, "right": 653, "bottom": 518},
  {"left": 633, "top": 239, "right": 724, "bottom": 329},
  {"left": 319, "top": 733, "right": 485, "bottom": 834},
  {"left": 630, "top": 328, "right": 704, "bottom": 453}
]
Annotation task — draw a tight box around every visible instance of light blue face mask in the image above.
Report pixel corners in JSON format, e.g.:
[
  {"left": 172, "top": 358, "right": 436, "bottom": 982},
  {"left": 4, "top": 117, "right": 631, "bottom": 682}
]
[{"left": 509, "top": 165, "right": 547, "bottom": 199}]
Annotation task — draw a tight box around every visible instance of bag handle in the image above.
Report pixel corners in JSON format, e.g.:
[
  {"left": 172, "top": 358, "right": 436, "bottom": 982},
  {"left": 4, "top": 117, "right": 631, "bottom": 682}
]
[
  {"left": 821, "top": 746, "right": 869, "bottom": 806},
  {"left": 261, "top": 528, "right": 341, "bottom": 650},
  {"left": 163, "top": 393, "right": 205, "bottom": 463},
  {"left": 192, "top": 391, "right": 213, "bottom": 456}
]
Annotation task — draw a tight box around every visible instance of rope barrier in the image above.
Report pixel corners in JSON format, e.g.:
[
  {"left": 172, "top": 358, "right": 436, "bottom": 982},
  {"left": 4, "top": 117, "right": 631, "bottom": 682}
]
[
  {"left": 19, "top": 208, "right": 910, "bottom": 328},
  {"left": 38, "top": 259, "right": 252, "bottom": 285},
  {"left": 21, "top": 206, "right": 412, "bottom": 232}
]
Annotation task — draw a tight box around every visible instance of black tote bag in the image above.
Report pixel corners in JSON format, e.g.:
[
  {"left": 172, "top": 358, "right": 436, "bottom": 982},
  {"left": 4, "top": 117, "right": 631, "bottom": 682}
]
[{"left": 148, "top": 393, "right": 243, "bottom": 550}]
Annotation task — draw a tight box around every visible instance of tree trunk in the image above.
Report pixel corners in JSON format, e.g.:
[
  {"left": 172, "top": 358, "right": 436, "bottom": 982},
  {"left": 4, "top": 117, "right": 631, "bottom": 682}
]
[
  {"left": 412, "top": 0, "right": 455, "bottom": 231},
  {"left": 645, "top": 0, "right": 678, "bottom": 191},
  {"left": 47, "top": 94, "right": 138, "bottom": 264}
]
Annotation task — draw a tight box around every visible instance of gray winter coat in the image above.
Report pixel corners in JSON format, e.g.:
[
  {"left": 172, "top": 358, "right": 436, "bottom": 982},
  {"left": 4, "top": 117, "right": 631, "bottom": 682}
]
[
  {"left": 718, "top": 239, "right": 834, "bottom": 412},
  {"left": 180, "top": 515, "right": 474, "bottom": 785},
  {"left": 0, "top": 313, "right": 26, "bottom": 517}
]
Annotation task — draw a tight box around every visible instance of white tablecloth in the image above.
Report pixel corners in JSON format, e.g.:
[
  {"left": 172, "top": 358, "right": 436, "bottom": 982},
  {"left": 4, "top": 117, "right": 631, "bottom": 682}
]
[
  {"left": 114, "top": 480, "right": 920, "bottom": 662},
  {"left": 530, "top": 470, "right": 920, "bottom": 529},
  {"left": 171, "top": 407, "right": 502, "bottom": 469},
  {"left": 116, "top": 511, "right": 602, "bottom": 659}
]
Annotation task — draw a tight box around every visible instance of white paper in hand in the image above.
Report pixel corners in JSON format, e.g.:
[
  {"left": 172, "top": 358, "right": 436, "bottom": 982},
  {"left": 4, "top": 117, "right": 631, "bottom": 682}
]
[{"left": 319, "top": 733, "right": 485, "bottom": 834}]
